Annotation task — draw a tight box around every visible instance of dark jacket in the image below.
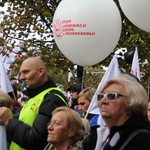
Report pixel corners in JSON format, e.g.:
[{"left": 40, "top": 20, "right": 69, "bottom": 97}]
[
  {"left": 6, "top": 78, "right": 68, "bottom": 150},
  {"left": 103, "top": 114, "right": 150, "bottom": 150},
  {"left": 83, "top": 114, "right": 100, "bottom": 150}
]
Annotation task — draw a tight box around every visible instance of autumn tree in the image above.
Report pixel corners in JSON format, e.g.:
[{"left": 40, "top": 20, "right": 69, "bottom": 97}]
[{"left": 0, "top": 0, "right": 149, "bottom": 93}]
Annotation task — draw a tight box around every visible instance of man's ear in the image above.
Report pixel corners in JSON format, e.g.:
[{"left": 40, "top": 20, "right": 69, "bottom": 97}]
[{"left": 38, "top": 67, "right": 44, "bottom": 77}]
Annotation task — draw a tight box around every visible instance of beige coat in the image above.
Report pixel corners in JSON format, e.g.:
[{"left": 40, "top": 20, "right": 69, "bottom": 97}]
[{"left": 44, "top": 140, "right": 83, "bottom": 150}]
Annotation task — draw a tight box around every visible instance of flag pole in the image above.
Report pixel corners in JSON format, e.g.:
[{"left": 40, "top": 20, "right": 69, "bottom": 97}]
[
  {"left": 84, "top": 112, "right": 88, "bottom": 119},
  {"left": 81, "top": 67, "right": 85, "bottom": 91},
  {"left": 12, "top": 92, "right": 17, "bottom": 100}
]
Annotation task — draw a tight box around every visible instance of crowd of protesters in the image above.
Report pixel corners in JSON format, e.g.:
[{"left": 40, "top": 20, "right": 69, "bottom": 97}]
[{"left": 0, "top": 57, "right": 150, "bottom": 150}]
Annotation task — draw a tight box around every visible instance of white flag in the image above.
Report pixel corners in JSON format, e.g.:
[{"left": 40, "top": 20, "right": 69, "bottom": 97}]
[
  {"left": 131, "top": 48, "right": 141, "bottom": 81},
  {"left": 86, "top": 54, "right": 120, "bottom": 115},
  {"left": 0, "top": 55, "right": 13, "bottom": 93},
  {"left": 68, "top": 71, "right": 73, "bottom": 82}
]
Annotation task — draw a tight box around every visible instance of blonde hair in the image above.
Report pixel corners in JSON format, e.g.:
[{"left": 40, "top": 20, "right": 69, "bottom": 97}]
[
  {"left": 0, "top": 91, "right": 12, "bottom": 108},
  {"left": 52, "top": 106, "right": 87, "bottom": 141},
  {"left": 78, "top": 87, "right": 96, "bottom": 102},
  {"left": 99, "top": 74, "right": 148, "bottom": 116}
]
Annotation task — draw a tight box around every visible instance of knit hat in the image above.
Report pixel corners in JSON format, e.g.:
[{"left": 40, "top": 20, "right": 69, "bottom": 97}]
[
  {"left": 67, "top": 83, "right": 83, "bottom": 94},
  {"left": 0, "top": 91, "right": 12, "bottom": 103}
]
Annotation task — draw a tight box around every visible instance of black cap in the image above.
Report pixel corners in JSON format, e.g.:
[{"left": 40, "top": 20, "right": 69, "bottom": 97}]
[{"left": 67, "top": 83, "right": 83, "bottom": 94}]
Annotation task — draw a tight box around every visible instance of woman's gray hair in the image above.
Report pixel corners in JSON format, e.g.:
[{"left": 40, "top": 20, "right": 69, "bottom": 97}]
[{"left": 99, "top": 74, "right": 148, "bottom": 116}]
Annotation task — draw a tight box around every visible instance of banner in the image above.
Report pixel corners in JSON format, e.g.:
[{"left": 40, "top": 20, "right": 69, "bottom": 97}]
[
  {"left": 0, "top": 55, "right": 13, "bottom": 93},
  {"left": 131, "top": 48, "right": 141, "bottom": 81}
]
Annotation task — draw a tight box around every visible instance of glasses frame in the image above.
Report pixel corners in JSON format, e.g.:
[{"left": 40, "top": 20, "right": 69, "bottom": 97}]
[
  {"left": 97, "top": 92, "right": 126, "bottom": 102},
  {"left": 47, "top": 121, "right": 62, "bottom": 129}
]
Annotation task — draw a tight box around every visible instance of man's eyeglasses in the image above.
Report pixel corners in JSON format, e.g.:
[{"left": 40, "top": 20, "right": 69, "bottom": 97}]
[{"left": 97, "top": 92, "right": 126, "bottom": 101}]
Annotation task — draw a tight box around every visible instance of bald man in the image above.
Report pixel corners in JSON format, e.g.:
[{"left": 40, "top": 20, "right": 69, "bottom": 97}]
[{"left": 0, "top": 57, "right": 68, "bottom": 150}]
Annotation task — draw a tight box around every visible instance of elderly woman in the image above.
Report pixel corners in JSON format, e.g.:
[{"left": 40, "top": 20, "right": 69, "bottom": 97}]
[
  {"left": 44, "top": 106, "right": 89, "bottom": 150},
  {"left": 96, "top": 74, "right": 150, "bottom": 150}
]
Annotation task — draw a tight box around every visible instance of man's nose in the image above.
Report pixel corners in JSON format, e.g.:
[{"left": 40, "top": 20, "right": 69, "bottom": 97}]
[{"left": 19, "top": 74, "right": 25, "bottom": 81}]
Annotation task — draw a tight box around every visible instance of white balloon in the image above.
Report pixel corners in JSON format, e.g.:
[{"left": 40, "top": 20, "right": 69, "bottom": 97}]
[
  {"left": 119, "top": 0, "right": 150, "bottom": 32},
  {"left": 53, "top": 0, "right": 122, "bottom": 66}
]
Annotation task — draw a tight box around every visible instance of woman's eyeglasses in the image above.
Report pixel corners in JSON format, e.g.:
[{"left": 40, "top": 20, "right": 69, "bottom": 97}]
[
  {"left": 47, "top": 121, "right": 61, "bottom": 128},
  {"left": 97, "top": 92, "right": 126, "bottom": 101}
]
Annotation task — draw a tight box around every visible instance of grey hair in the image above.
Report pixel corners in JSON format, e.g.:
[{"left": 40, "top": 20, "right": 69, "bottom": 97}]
[{"left": 99, "top": 74, "right": 148, "bottom": 116}]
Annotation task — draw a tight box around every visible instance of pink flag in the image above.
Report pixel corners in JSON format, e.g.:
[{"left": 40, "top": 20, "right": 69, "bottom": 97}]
[
  {"left": 131, "top": 48, "right": 141, "bottom": 81},
  {"left": 0, "top": 56, "right": 13, "bottom": 93}
]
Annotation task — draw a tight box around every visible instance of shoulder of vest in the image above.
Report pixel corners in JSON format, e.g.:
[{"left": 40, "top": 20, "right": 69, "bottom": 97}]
[
  {"left": 46, "top": 89, "right": 63, "bottom": 96},
  {"left": 44, "top": 89, "right": 68, "bottom": 106}
]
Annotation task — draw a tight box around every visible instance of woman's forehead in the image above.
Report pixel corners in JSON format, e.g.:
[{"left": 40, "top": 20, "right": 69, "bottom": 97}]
[
  {"left": 103, "top": 83, "right": 124, "bottom": 91},
  {"left": 52, "top": 111, "right": 68, "bottom": 122}
]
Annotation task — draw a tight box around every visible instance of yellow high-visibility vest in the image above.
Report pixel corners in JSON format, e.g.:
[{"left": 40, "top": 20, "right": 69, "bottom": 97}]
[{"left": 10, "top": 87, "right": 68, "bottom": 150}]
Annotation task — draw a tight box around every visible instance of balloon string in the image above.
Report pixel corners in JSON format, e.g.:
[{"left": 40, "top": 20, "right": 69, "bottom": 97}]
[
  {"left": 81, "top": 67, "right": 89, "bottom": 119},
  {"left": 81, "top": 67, "right": 85, "bottom": 90}
]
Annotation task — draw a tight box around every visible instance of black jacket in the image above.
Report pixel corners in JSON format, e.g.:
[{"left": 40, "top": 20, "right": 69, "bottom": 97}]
[
  {"left": 83, "top": 114, "right": 100, "bottom": 150},
  {"left": 103, "top": 114, "right": 150, "bottom": 150},
  {"left": 6, "top": 78, "right": 68, "bottom": 150}
]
